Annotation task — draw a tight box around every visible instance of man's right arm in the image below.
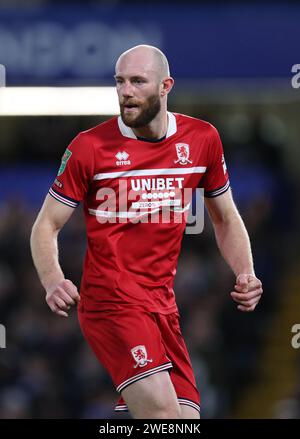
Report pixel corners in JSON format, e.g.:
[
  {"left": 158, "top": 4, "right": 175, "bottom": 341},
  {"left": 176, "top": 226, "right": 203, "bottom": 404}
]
[{"left": 30, "top": 194, "right": 81, "bottom": 317}]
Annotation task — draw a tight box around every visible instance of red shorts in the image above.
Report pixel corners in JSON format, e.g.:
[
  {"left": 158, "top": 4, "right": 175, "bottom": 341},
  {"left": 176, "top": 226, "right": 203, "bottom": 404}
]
[{"left": 78, "top": 302, "right": 200, "bottom": 414}]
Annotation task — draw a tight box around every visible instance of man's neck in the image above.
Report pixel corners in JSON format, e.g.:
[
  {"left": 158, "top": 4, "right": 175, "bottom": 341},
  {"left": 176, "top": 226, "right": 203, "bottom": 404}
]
[{"left": 131, "top": 111, "right": 168, "bottom": 140}]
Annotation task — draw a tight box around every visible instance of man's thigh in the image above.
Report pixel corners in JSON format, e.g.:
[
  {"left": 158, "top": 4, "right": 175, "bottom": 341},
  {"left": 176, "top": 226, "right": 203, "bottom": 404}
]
[
  {"left": 115, "top": 312, "right": 201, "bottom": 416},
  {"left": 154, "top": 312, "right": 201, "bottom": 413},
  {"left": 121, "top": 370, "right": 181, "bottom": 419},
  {"left": 181, "top": 404, "right": 200, "bottom": 419},
  {"left": 78, "top": 307, "right": 173, "bottom": 393}
]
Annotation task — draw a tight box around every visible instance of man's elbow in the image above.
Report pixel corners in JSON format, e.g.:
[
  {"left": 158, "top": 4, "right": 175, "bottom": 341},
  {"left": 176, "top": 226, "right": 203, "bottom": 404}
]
[
  {"left": 211, "top": 208, "right": 241, "bottom": 228},
  {"left": 30, "top": 218, "right": 43, "bottom": 248},
  {"left": 30, "top": 216, "right": 58, "bottom": 244}
]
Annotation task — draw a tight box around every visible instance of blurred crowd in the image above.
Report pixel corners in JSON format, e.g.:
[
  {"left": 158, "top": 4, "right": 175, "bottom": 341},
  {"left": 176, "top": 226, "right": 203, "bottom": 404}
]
[{"left": 0, "top": 110, "right": 298, "bottom": 418}]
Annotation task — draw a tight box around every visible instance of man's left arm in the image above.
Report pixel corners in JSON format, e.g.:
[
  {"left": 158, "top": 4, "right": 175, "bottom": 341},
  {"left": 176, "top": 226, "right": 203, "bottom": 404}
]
[{"left": 205, "top": 188, "right": 263, "bottom": 312}]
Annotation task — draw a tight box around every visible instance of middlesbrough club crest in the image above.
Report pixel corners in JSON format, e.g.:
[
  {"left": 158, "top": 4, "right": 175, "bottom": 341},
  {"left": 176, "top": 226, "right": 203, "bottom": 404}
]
[
  {"left": 174, "top": 143, "right": 192, "bottom": 165},
  {"left": 131, "top": 345, "right": 153, "bottom": 368}
]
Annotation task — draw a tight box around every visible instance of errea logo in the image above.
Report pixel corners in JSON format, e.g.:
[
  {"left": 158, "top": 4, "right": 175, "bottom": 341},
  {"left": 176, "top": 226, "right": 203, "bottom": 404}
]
[{"left": 115, "top": 151, "right": 131, "bottom": 166}]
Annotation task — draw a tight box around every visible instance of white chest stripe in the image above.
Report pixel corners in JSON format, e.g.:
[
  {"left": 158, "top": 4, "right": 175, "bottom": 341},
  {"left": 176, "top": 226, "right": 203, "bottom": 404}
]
[
  {"left": 93, "top": 166, "right": 207, "bottom": 181},
  {"left": 88, "top": 203, "right": 191, "bottom": 219}
]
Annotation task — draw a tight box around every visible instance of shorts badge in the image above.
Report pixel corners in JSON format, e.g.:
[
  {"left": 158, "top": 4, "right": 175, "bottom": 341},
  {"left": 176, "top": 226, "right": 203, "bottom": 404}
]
[{"left": 131, "top": 345, "right": 153, "bottom": 368}]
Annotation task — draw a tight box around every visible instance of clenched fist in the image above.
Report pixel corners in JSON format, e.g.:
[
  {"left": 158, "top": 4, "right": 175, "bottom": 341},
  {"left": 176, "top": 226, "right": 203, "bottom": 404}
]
[
  {"left": 230, "top": 274, "right": 263, "bottom": 312},
  {"left": 46, "top": 279, "right": 80, "bottom": 317}
]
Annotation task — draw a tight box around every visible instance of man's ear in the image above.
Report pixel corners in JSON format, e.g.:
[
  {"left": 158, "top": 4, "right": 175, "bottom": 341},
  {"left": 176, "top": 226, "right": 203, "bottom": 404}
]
[{"left": 161, "top": 77, "right": 174, "bottom": 97}]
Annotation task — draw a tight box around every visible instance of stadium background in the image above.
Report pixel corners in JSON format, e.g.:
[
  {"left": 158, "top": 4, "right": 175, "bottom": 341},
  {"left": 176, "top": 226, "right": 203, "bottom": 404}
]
[{"left": 0, "top": 1, "right": 300, "bottom": 419}]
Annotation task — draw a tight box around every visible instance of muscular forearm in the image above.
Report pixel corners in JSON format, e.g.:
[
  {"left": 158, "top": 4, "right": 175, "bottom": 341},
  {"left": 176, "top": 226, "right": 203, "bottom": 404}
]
[
  {"left": 30, "top": 196, "right": 80, "bottom": 317},
  {"left": 30, "top": 221, "right": 65, "bottom": 290},
  {"left": 206, "top": 190, "right": 262, "bottom": 311},
  {"left": 212, "top": 211, "right": 254, "bottom": 277}
]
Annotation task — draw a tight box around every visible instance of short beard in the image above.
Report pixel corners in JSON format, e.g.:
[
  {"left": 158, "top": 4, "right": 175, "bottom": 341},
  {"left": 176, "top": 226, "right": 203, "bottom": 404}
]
[{"left": 121, "top": 94, "right": 161, "bottom": 128}]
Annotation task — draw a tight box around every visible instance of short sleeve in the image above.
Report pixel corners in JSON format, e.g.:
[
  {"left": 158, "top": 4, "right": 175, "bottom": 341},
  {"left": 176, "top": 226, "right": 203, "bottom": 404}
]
[
  {"left": 200, "top": 126, "right": 230, "bottom": 198},
  {"left": 49, "top": 133, "right": 94, "bottom": 208}
]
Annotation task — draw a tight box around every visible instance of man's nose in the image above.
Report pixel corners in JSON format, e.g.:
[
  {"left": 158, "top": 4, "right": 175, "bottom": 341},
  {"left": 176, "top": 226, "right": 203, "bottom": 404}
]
[{"left": 121, "top": 81, "right": 134, "bottom": 97}]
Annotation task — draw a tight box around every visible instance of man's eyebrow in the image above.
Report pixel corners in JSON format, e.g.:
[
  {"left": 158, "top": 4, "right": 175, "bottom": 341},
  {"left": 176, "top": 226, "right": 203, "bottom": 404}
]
[
  {"left": 131, "top": 76, "right": 147, "bottom": 81},
  {"left": 114, "top": 75, "right": 147, "bottom": 81}
]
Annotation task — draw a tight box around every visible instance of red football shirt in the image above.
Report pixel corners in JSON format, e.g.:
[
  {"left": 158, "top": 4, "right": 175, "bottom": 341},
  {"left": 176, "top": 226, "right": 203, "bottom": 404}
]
[{"left": 49, "top": 112, "right": 230, "bottom": 314}]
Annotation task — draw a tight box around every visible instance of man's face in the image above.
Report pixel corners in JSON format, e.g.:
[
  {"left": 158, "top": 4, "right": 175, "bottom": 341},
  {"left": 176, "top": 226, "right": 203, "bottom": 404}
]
[{"left": 115, "top": 56, "right": 161, "bottom": 128}]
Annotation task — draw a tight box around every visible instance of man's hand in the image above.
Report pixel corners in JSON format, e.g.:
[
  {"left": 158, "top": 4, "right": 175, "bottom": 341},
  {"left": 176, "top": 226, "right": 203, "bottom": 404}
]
[
  {"left": 230, "top": 274, "right": 263, "bottom": 312},
  {"left": 46, "top": 279, "right": 81, "bottom": 317}
]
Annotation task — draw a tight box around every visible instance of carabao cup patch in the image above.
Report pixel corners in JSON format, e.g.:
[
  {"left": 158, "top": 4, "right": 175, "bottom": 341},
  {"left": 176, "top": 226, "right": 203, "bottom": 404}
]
[{"left": 58, "top": 148, "right": 72, "bottom": 176}]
